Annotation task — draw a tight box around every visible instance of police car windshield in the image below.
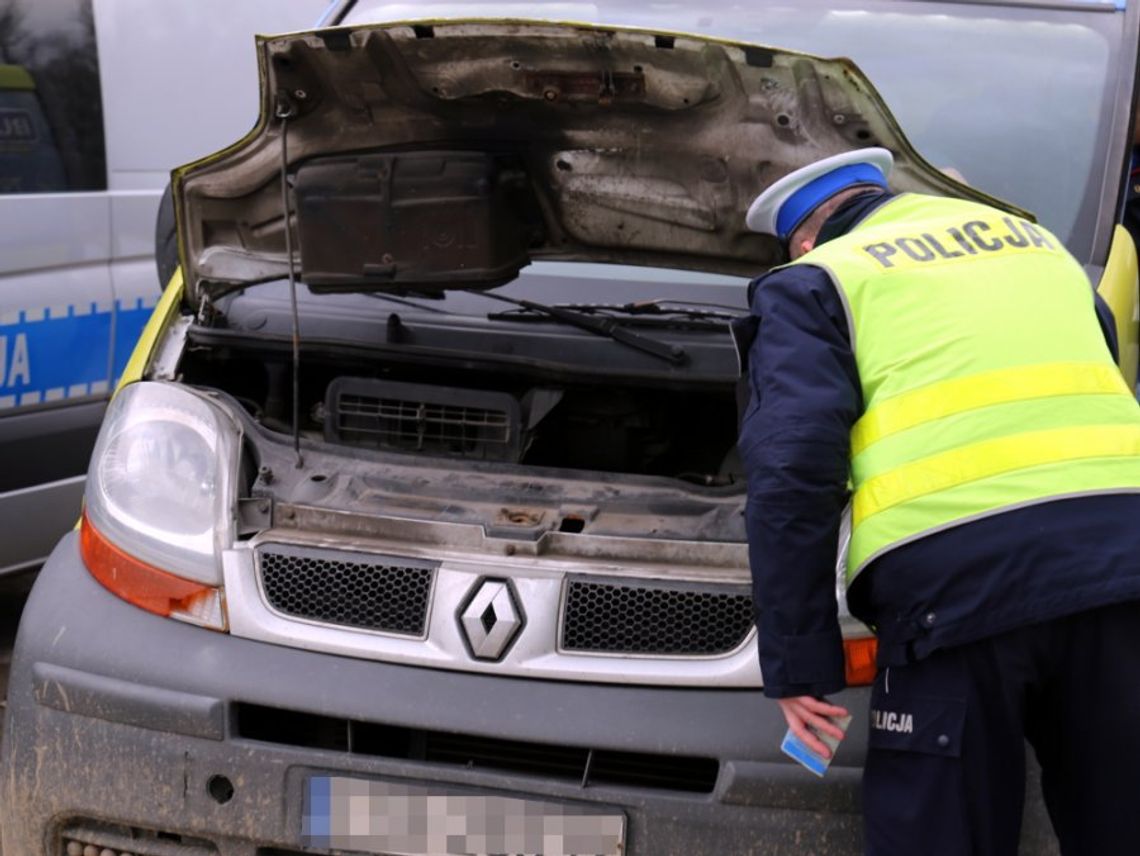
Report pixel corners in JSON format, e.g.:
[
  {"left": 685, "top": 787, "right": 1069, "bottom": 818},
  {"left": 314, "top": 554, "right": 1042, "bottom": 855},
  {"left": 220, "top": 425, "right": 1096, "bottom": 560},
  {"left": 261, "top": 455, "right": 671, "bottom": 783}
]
[{"left": 343, "top": 0, "right": 1123, "bottom": 263}]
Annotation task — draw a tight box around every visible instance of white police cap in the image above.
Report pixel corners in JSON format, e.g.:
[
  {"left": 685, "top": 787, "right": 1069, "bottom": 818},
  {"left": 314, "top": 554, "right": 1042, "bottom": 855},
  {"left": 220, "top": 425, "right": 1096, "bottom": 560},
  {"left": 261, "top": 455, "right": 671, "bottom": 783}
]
[{"left": 745, "top": 147, "right": 894, "bottom": 239}]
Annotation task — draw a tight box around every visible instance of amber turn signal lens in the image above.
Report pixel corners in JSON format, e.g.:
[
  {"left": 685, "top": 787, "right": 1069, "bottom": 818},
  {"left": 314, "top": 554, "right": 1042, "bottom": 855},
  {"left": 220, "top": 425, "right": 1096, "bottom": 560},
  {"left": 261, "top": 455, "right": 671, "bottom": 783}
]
[
  {"left": 843, "top": 635, "right": 878, "bottom": 686},
  {"left": 80, "top": 512, "right": 225, "bottom": 628}
]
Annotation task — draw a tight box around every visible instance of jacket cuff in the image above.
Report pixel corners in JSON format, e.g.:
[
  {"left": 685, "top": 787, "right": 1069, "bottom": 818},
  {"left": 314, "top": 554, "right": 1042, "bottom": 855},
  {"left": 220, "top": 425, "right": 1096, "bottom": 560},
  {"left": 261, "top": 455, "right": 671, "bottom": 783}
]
[{"left": 758, "top": 627, "right": 847, "bottom": 699}]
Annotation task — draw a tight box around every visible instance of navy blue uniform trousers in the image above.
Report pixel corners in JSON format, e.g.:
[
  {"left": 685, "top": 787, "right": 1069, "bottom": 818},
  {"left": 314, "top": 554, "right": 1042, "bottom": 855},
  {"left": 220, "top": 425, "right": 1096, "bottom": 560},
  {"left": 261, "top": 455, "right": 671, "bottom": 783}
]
[{"left": 863, "top": 600, "right": 1140, "bottom": 855}]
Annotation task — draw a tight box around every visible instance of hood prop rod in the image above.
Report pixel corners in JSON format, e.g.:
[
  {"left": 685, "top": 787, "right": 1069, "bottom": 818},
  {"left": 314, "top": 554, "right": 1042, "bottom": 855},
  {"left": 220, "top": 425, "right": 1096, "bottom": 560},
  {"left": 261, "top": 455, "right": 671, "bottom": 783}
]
[{"left": 276, "top": 93, "right": 304, "bottom": 469}]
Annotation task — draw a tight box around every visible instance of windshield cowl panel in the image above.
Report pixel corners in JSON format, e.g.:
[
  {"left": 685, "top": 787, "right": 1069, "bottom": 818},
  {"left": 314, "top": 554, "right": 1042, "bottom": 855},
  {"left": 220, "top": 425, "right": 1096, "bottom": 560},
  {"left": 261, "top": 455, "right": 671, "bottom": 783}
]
[{"left": 202, "top": 272, "right": 746, "bottom": 382}]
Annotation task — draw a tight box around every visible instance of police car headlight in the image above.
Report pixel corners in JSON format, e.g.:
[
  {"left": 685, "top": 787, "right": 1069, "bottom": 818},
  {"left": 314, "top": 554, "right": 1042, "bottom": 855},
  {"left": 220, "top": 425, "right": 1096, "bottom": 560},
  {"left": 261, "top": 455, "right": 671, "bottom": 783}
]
[{"left": 81, "top": 382, "right": 238, "bottom": 630}]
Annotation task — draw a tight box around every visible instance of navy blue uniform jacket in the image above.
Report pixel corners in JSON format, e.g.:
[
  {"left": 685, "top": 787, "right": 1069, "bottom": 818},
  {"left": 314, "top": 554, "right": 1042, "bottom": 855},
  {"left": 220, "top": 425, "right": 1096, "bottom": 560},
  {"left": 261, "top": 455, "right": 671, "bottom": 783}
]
[{"left": 738, "top": 191, "right": 1140, "bottom": 699}]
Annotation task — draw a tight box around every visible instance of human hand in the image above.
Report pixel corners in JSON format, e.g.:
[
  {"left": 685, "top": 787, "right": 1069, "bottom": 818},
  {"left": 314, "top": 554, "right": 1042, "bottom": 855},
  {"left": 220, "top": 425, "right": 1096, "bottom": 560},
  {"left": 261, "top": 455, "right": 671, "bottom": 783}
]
[{"left": 776, "top": 695, "right": 850, "bottom": 759}]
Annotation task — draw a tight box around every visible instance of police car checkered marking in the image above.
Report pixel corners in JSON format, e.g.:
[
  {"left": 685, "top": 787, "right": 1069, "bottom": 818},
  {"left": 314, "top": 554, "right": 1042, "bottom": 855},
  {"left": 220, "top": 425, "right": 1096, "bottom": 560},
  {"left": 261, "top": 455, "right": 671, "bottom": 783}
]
[
  {"left": 68, "top": 383, "right": 88, "bottom": 398},
  {"left": 44, "top": 387, "right": 65, "bottom": 402},
  {"left": 129, "top": 296, "right": 157, "bottom": 311},
  {"left": 19, "top": 391, "right": 40, "bottom": 406},
  {"left": 0, "top": 395, "right": 14, "bottom": 409},
  {"left": 68, "top": 301, "right": 95, "bottom": 318}
]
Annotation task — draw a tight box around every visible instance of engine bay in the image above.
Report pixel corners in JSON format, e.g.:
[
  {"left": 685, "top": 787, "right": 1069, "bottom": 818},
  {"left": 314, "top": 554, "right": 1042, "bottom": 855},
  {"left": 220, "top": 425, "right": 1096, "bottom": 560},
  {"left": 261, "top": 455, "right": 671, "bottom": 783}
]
[{"left": 180, "top": 344, "right": 743, "bottom": 487}]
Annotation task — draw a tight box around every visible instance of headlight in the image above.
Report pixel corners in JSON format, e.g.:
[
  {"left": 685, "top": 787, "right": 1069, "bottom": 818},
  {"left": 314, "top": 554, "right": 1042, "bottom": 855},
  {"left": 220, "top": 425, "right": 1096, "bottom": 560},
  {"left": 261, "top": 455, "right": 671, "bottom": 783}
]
[{"left": 81, "top": 382, "right": 239, "bottom": 630}]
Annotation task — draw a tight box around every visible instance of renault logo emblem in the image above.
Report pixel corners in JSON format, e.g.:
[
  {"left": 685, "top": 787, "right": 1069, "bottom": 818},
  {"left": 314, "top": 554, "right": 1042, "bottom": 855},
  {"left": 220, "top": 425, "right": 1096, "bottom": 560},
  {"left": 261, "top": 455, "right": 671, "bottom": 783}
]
[{"left": 458, "top": 579, "right": 524, "bottom": 661}]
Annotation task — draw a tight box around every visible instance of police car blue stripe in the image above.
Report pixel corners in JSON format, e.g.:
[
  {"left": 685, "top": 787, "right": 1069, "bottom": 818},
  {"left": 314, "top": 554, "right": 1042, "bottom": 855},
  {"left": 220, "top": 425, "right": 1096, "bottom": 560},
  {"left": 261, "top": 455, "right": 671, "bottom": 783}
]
[{"left": 0, "top": 297, "right": 157, "bottom": 409}]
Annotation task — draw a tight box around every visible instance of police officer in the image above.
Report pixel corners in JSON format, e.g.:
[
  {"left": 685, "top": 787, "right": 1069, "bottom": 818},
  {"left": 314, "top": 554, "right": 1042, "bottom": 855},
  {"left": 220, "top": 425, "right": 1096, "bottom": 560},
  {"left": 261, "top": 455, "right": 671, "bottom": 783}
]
[{"left": 737, "top": 147, "right": 1140, "bottom": 855}]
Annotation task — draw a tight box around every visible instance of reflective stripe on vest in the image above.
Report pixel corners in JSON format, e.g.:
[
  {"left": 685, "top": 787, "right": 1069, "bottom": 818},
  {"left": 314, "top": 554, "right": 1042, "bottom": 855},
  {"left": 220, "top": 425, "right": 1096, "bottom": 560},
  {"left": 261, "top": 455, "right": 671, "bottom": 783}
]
[
  {"left": 783, "top": 193, "right": 1140, "bottom": 582},
  {"left": 854, "top": 423, "right": 1140, "bottom": 525},
  {"left": 850, "top": 362, "right": 1132, "bottom": 457}
]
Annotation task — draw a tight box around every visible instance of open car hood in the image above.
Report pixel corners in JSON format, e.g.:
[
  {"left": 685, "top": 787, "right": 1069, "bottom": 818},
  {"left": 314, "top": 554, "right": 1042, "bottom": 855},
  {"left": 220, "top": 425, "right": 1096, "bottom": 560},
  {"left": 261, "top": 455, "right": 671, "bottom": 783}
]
[{"left": 173, "top": 19, "right": 1029, "bottom": 300}]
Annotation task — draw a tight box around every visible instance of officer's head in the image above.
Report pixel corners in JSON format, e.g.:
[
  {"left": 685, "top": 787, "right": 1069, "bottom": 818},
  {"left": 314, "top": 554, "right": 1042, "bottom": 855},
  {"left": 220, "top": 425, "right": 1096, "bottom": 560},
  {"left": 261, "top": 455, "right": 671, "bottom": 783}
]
[{"left": 746, "top": 147, "right": 893, "bottom": 260}]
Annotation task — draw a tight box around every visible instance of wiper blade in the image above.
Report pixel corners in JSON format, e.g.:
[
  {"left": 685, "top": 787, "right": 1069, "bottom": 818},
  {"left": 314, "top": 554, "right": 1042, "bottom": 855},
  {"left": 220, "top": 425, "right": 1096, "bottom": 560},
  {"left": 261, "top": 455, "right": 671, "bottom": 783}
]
[
  {"left": 482, "top": 292, "right": 687, "bottom": 365},
  {"left": 551, "top": 299, "right": 741, "bottom": 320}
]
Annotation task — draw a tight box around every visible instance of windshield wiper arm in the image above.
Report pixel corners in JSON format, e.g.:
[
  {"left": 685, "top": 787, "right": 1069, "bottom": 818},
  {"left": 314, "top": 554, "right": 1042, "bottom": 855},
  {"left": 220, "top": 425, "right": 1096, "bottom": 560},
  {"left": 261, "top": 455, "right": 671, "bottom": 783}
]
[
  {"left": 482, "top": 292, "right": 687, "bottom": 365},
  {"left": 552, "top": 299, "right": 741, "bottom": 320}
]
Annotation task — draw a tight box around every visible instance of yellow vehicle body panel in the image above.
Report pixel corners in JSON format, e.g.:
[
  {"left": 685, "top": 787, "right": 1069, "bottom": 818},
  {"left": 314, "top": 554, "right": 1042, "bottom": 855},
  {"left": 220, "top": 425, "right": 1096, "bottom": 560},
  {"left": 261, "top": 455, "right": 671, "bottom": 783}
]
[
  {"left": 114, "top": 268, "right": 185, "bottom": 395},
  {"left": 1096, "top": 225, "right": 1140, "bottom": 391}
]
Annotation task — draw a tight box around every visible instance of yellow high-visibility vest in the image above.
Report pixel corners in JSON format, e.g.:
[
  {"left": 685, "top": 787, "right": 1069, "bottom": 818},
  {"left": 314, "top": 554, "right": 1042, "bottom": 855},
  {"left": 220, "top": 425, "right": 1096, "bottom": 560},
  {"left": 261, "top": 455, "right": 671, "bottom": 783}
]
[{"left": 785, "top": 193, "right": 1140, "bottom": 581}]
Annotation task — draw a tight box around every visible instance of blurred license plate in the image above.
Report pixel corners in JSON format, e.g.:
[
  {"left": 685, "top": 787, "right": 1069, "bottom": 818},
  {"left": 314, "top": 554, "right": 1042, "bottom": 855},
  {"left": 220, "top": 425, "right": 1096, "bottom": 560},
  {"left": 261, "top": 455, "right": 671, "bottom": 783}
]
[{"left": 302, "top": 776, "right": 626, "bottom": 856}]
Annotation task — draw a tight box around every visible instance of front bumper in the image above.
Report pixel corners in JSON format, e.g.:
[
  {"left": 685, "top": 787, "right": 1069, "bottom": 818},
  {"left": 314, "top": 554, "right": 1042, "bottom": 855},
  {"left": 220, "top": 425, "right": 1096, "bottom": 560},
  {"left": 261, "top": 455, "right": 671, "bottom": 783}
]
[{"left": 1, "top": 534, "right": 868, "bottom": 856}]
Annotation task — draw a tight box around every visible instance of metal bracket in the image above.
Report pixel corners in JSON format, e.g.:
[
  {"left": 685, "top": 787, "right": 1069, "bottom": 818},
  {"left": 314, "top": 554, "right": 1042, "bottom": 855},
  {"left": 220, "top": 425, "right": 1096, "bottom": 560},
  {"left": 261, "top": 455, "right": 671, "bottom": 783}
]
[
  {"left": 237, "top": 497, "right": 273, "bottom": 535},
  {"left": 148, "top": 315, "right": 192, "bottom": 381}
]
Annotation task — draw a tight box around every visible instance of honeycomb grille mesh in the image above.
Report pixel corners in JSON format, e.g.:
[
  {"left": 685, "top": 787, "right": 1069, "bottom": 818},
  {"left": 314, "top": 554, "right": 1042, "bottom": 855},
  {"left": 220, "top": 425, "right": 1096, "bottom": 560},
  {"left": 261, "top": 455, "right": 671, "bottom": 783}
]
[
  {"left": 562, "top": 579, "right": 753, "bottom": 655},
  {"left": 257, "top": 546, "right": 435, "bottom": 636}
]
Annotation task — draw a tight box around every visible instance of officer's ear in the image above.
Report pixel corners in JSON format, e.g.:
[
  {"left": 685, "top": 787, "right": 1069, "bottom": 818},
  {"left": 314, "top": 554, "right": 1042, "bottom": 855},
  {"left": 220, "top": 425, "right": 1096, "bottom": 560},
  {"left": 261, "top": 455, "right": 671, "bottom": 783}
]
[{"left": 786, "top": 220, "right": 818, "bottom": 260}]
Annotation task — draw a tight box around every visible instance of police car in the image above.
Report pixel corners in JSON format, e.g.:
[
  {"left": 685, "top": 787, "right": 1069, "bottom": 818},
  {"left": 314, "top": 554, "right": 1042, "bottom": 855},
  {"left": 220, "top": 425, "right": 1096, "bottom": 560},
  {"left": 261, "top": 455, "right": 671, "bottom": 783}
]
[
  {"left": 0, "top": 0, "right": 331, "bottom": 577},
  {"left": 1, "top": 1, "right": 1136, "bottom": 855}
]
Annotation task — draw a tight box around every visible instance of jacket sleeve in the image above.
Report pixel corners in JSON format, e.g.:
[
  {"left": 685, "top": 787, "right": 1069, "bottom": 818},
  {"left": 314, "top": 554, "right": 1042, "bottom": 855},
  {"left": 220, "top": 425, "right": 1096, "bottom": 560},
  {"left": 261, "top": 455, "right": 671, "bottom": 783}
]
[{"left": 738, "top": 265, "right": 862, "bottom": 699}]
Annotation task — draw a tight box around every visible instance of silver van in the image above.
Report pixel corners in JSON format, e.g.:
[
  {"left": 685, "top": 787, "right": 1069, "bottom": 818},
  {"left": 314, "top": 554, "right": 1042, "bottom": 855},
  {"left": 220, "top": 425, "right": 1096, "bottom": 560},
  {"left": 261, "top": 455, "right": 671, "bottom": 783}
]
[{"left": 1, "top": 1, "right": 1137, "bottom": 855}]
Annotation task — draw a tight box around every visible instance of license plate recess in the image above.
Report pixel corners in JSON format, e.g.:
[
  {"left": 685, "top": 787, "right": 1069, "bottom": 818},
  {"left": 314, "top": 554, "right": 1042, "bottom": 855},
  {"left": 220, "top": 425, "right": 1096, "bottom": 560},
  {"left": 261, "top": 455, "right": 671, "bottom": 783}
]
[{"left": 303, "top": 775, "right": 626, "bottom": 856}]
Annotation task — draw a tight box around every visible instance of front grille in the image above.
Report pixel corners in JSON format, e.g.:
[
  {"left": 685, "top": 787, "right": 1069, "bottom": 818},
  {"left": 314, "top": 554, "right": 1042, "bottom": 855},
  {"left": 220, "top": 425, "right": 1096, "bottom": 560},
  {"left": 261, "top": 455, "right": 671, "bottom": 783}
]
[
  {"left": 326, "top": 377, "right": 522, "bottom": 461},
  {"left": 257, "top": 544, "right": 436, "bottom": 636},
  {"left": 60, "top": 821, "right": 216, "bottom": 856},
  {"left": 236, "top": 703, "right": 719, "bottom": 794},
  {"left": 562, "top": 578, "right": 753, "bottom": 655}
]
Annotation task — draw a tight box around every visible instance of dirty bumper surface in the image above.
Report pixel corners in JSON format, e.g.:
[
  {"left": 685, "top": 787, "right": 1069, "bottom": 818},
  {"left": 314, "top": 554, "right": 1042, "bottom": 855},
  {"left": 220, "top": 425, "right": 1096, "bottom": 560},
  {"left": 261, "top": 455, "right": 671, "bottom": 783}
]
[{"left": 1, "top": 534, "right": 868, "bottom": 856}]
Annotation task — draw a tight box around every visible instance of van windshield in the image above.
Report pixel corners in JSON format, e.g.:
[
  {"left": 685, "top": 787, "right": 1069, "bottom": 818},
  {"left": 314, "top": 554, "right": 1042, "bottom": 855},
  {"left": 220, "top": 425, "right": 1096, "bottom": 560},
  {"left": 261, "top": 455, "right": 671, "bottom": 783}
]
[{"left": 344, "top": 0, "right": 1124, "bottom": 263}]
